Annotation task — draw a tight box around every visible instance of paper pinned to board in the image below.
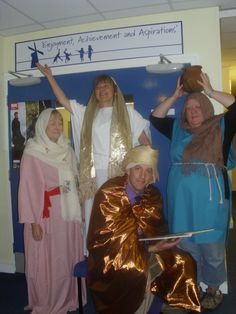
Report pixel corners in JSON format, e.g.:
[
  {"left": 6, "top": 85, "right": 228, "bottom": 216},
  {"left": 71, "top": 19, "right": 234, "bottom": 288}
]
[{"left": 139, "top": 228, "right": 215, "bottom": 241}]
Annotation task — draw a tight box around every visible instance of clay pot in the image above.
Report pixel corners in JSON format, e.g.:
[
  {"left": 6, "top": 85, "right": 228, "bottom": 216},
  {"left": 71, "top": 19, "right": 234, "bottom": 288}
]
[{"left": 180, "top": 65, "right": 203, "bottom": 93}]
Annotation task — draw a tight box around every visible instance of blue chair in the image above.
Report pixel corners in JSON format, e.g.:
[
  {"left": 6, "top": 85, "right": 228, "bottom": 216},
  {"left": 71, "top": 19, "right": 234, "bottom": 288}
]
[
  {"left": 148, "top": 296, "right": 163, "bottom": 313},
  {"left": 74, "top": 259, "right": 87, "bottom": 314}
]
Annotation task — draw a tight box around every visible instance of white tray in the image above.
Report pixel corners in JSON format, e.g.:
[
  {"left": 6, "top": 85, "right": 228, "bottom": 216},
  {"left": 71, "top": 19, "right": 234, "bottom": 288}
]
[{"left": 139, "top": 228, "right": 214, "bottom": 241}]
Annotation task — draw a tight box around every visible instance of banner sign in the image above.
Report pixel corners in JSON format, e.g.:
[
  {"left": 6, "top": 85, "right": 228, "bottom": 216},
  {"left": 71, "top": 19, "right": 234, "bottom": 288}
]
[{"left": 15, "top": 21, "right": 183, "bottom": 72}]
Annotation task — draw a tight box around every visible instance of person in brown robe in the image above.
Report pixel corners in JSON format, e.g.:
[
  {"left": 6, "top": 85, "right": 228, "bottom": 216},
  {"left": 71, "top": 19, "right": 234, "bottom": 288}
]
[{"left": 87, "top": 145, "right": 201, "bottom": 314}]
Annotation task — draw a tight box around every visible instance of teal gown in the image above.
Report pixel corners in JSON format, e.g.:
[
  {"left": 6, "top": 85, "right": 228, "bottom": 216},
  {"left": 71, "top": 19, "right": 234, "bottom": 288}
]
[{"left": 168, "top": 117, "right": 234, "bottom": 244}]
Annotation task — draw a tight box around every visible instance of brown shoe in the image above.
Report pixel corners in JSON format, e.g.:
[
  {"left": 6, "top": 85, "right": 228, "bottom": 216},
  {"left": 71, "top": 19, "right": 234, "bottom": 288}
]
[{"left": 201, "top": 288, "right": 223, "bottom": 311}]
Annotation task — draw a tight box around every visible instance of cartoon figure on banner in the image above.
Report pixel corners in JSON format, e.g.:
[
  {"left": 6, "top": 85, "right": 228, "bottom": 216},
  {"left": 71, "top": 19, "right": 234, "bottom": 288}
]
[
  {"left": 28, "top": 42, "right": 44, "bottom": 68},
  {"left": 64, "top": 48, "right": 72, "bottom": 63},
  {"left": 87, "top": 45, "right": 93, "bottom": 61},
  {"left": 53, "top": 49, "right": 63, "bottom": 64},
  {"left": 77, "top": 48, "right": 85, "bottom": 62}
]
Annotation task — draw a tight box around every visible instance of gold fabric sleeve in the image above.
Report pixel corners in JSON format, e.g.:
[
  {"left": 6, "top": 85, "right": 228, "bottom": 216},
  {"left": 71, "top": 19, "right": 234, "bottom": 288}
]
[{"left": 152, "top": 248, "right": 200, "bottom": 312}]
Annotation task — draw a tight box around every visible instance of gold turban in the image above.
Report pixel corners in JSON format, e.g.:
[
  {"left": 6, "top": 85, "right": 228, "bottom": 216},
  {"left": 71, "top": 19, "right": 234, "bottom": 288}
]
[{"left": 122, "top": 145, "right": 159, "bottom": 182}]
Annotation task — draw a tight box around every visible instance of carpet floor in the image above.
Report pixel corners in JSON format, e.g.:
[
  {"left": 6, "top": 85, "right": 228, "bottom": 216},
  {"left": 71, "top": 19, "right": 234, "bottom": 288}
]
[{"left": 1, "top": 193, "right": 235, "bottom": 314}]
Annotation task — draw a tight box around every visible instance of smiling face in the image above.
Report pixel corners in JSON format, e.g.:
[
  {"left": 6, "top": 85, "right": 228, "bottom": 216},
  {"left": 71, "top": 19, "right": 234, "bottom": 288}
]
[
  {"left": 46, "top": 111, "right": 63, "bottom": 143},
  {"left": 184, "top": 98, "right": 204, "bottom": 128},
  {"left": 94, "top": 75, "right": 116, "bottom": 107},
  {"left": 126, "top": 164, "right": 154, "bottom": 193}
]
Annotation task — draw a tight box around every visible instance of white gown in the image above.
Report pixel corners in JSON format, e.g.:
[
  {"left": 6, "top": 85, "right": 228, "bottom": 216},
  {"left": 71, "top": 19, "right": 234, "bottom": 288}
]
[{"left": 70, "top": 100, "right": 151, "bottom": 254}]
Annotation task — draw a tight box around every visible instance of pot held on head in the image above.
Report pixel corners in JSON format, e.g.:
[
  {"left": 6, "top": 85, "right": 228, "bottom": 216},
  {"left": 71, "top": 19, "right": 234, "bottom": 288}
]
[{"left": 180, "top": 65, "right": 203, "bottom": 93}]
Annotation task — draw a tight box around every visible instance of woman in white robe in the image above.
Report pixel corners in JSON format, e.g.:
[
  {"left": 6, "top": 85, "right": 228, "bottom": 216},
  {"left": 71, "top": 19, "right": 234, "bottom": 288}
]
[{"left": 18, "top": 108, "right": 83, "bottom": 314}]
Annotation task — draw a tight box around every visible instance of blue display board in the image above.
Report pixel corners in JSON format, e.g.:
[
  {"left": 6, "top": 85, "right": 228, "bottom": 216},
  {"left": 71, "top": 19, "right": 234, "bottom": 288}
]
[{"left": 8, "top": 66, "right": 183, "bottom": 252}]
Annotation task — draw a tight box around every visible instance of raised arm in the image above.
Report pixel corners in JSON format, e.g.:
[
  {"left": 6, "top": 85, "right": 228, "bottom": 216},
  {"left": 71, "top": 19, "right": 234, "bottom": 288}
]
[
  {"left": 151, "top": 78, "right": 184, "bottom": 117},
  {"left": 198, "top": 73, "right": 235, "bottom": 108},
  {"left": 138, "top": 130, "right": 151, "bottom": 146},
  {"left": 37, "top": 63, "right": 72, "bottom": 113}
]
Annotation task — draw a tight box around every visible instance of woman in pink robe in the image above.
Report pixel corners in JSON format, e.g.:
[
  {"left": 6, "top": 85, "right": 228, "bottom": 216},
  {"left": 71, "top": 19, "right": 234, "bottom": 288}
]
[{"left": 18, "top": 108, "right": 84, "bottom": 314}]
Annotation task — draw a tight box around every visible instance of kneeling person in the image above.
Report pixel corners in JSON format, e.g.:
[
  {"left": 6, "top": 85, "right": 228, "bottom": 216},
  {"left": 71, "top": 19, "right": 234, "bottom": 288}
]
[{"left": 87, "top": 145, "right": 201, "bottom": 314}]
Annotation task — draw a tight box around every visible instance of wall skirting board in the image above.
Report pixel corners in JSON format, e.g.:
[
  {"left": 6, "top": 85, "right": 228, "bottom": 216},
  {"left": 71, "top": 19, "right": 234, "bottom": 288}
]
[
  {"left": 0, "top": 262, "right": 15, "bottom": 273},
  {"left": 0, "top": 252, "right": 25, "bottom": 273}
]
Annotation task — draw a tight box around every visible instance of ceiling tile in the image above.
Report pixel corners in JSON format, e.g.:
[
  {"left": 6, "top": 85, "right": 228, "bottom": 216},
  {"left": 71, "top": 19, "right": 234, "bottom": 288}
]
[
  {"left": 3, "top": 0, "right": 98, "bottom": 22},
  {"left": 89, "top": 0, "right": 168, "bottom": 11},
  {"left": 0, "top": 24, "right": 44, "bottom": 36},
  {"left": 103, "top": 4, "right": 171, "bottom": 19},
  {"left": 171, "top": 0, "right": 219, "bottom": 11},
  {"left": 219, "top": 0, "right": 236, "bottom": 10},
  {"left": 0, "top": 1, "right": 35, "bottom": 29},
  {"left": 42, "top": 14, "right": 104, "bottom": 29}
]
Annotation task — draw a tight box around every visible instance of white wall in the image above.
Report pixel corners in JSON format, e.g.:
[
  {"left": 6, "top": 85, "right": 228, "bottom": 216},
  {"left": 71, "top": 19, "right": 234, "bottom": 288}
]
[{"left": 0, "top": 7, "right": 223, "bottom": 271}]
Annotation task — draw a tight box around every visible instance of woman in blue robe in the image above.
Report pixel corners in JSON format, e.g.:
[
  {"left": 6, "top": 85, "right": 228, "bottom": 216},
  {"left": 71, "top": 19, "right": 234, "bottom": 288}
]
[{"left": 150, "top": 72, "right": 236, "bottom": 312}]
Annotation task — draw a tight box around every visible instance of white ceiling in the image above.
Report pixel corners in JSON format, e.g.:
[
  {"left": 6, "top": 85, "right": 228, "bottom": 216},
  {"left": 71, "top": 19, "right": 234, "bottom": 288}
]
[{"left": 0, "top": 0, "right": 236, "bottom": 67}]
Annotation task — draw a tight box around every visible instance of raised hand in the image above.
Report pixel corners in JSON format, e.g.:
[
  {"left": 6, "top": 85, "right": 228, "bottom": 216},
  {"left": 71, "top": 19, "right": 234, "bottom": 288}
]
[
  {"left": 36, "top": 62, "right": 71, "bottom": 111},
  {"left": 173, "top": 77, "right": 185, "bottom": 99},
  {"left": 197, "top": 72, "right": 214, "bottom": 97},
  {"left": 36, "top": 63, "right": 53, "bottom": 79}
]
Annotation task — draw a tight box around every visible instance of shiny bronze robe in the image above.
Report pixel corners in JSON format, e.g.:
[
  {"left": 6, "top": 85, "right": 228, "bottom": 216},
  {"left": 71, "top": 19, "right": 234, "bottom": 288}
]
[{"left": 87, "top": 175, "right": 200, "bottom": 314}]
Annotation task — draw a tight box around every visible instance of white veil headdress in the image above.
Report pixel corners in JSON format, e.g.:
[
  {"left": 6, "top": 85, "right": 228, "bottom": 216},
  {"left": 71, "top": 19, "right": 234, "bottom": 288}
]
[{"left": 24, "top": 108, "right": 81, "bottom": 222}]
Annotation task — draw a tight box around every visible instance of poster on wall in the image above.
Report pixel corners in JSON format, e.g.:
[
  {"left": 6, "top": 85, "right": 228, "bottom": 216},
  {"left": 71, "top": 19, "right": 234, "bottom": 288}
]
[
  {"left": 10, "top": 100, "right": 52, "bottom": 168},
  {"left": 15, "top": 21, "right": 183, "bottom": 71}
]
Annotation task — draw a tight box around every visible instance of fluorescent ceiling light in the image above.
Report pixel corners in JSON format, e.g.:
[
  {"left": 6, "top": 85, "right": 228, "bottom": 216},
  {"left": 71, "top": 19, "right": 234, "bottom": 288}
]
[
  {"left": 146, "top": 54, "right": 184, "bottom": 74},
  {"left": 8, "top": 71, "right": 41, "bottom": 87}
]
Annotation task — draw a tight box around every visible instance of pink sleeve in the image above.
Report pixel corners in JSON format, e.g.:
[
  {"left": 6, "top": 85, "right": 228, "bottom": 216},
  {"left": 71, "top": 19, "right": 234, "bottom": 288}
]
[{"left": 18, "top": 153, "right": 45, "bottom": 223}]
